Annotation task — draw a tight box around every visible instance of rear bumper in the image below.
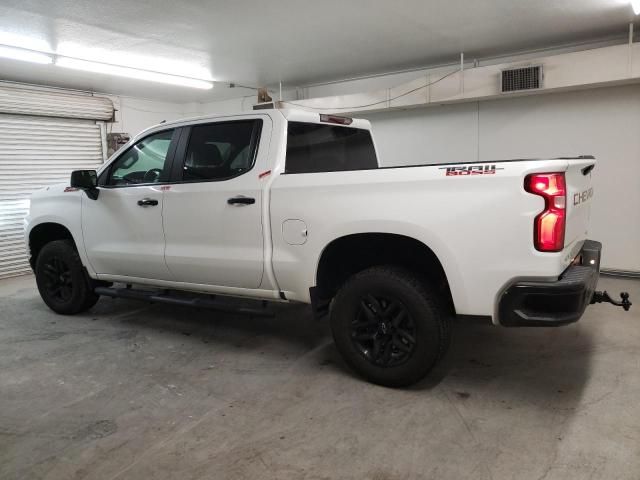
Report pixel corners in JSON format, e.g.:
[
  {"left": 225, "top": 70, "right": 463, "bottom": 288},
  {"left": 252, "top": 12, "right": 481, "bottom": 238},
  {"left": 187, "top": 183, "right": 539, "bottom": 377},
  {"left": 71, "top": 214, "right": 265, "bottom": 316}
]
[{"left": 498, "top": 240, "right": 601, "bottom": 327}]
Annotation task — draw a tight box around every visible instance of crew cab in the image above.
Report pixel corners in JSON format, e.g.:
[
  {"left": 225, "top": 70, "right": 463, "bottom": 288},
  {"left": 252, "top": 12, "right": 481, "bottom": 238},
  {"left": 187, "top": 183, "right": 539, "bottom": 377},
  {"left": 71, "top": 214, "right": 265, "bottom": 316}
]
[{"left": 24, "top": 109, "right": 630, "bottom": 387}]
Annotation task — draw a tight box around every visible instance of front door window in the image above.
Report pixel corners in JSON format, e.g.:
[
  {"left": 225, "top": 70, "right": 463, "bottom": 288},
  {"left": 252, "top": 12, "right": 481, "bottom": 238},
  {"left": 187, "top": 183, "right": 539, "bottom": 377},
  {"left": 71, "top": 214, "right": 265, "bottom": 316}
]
[{"left": 107, "top": 130, "right": 174, "bottom": 186}]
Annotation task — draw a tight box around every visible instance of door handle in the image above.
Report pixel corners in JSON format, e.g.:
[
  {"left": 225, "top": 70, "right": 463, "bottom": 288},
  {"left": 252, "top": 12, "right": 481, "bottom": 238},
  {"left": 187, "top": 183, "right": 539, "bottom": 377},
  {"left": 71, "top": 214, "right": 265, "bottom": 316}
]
[
  {"left": 227, "top": 196, "right": 255, "bottom": 206},
  {"left": 137, "top": 198, "right": 159, "bottom": 207}
]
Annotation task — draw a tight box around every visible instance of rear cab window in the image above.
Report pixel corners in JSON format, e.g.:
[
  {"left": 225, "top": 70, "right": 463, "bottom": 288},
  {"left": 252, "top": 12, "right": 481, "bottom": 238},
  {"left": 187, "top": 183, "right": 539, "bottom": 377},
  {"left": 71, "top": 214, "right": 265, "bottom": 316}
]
[{"left": 285, "top": 122, "right": 377, "bottom": 174}]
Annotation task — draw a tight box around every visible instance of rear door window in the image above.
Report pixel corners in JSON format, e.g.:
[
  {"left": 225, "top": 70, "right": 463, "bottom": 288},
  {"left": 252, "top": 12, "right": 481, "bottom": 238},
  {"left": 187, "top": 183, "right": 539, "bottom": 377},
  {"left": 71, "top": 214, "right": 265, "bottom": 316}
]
[
  {"left": 285, "top": 122, "right": 377, "bottom": 174},
  {"left": 181, "top": 120, "right": 261, "bottom": 182}
]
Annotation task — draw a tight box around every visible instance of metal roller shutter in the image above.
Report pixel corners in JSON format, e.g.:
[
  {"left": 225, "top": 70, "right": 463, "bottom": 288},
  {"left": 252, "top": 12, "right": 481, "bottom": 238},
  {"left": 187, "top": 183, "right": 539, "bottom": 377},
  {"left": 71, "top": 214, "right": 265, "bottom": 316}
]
[
  {"left": 0, "top": 84, "right": 114, "bottom": 121},
  {"left": 0, "top": 114, "right": 106, "bottom": 278}
]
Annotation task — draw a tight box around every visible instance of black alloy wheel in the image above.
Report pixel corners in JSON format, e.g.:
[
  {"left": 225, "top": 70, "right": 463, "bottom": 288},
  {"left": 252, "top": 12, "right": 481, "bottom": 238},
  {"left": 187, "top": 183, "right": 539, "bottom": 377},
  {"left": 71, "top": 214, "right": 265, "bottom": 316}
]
[
  {"left": 350, "top": 294, "right": 417, "bottom": 367},
  {"left": 41, "top": 256, "right": 74, "bottom": 303}
]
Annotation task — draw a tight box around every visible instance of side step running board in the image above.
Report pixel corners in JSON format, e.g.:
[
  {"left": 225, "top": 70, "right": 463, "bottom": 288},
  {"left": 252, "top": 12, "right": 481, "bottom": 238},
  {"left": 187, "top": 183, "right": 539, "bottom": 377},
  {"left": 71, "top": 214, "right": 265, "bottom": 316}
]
[{"left": 94, "top": 286, "right": 275, "bottom": 317}]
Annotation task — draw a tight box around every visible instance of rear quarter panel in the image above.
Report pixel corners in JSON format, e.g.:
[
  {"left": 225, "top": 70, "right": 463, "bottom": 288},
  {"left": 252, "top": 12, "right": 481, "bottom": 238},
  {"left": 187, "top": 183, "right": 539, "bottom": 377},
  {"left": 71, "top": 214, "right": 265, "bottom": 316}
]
[{"left": 270, "top": 159, "right": 578, "bottom": 319}]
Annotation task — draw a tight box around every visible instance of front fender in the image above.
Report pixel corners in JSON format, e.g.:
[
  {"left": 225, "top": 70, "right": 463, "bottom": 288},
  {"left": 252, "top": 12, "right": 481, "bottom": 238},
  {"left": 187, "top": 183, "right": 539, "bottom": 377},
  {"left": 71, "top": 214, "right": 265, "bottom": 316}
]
[{"left": 26, "top": 185, "right": 95, "bottom": 277}]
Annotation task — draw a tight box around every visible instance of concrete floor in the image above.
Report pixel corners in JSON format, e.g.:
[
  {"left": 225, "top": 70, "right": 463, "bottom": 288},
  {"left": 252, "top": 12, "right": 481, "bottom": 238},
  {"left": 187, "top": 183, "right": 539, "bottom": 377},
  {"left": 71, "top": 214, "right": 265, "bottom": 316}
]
[{"left": 0, "top": 275, "right": 639, "bottom": 480}]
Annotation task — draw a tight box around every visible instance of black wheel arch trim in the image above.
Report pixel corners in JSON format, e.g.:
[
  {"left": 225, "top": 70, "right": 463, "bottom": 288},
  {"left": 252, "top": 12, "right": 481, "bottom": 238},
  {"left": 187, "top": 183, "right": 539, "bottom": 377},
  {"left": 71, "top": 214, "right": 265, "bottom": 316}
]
[
  {"left": 314, "top": 232, "right": 455, "bottom": 317},
  {"left": 28, "top": 222, "right": 80, "bottom": 270}
]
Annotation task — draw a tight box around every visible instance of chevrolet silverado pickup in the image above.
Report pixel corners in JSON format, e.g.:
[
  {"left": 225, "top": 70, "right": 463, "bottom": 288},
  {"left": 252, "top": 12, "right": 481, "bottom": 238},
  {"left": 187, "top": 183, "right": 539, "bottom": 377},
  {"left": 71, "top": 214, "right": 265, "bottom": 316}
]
[{"left": 24, "top": 109, "right": 630, "bottom": 387}]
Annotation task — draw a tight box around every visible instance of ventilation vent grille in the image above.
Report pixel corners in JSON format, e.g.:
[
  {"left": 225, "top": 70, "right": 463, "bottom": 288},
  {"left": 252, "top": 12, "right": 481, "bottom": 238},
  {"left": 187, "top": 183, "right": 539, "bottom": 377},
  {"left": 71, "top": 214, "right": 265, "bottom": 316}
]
[{"left": 501, "top": 66, "right": 542, "bottom": 93}]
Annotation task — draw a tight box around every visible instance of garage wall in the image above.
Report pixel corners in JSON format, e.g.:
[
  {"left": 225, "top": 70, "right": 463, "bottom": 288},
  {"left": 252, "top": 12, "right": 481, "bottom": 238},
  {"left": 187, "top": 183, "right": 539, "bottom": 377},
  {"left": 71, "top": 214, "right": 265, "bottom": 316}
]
[
  {"left": 361, "top": 84, "right": 640, "bottom": 272},
  {"left": 199, "top": 97, "right": 259, "bottom": 116},
  {"left": 361, "top": 103, "right": 480, "bottom": 165},
  {"left": 106, "top": 96, "right": 203, "bottom": 138}
]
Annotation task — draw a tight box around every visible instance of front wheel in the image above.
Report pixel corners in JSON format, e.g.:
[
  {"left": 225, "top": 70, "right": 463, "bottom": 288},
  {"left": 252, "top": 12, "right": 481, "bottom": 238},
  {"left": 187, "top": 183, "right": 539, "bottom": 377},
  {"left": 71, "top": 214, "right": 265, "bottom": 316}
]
[
  {"left": 35, "top": 240, "right": 99, "bottom": 315},
  {"left": 330, "top": 266, "right": 450, "bottom": 387}
]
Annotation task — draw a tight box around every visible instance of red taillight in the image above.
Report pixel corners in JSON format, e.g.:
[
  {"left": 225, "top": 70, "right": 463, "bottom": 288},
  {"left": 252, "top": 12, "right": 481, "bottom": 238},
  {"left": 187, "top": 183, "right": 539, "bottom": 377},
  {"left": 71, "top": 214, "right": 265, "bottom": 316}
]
[
  {"left": 319, "top": 114, "right": 353, "bottom": 125},
  {"left": 525, "top": 173, "right": 566, "bottom": 252}
]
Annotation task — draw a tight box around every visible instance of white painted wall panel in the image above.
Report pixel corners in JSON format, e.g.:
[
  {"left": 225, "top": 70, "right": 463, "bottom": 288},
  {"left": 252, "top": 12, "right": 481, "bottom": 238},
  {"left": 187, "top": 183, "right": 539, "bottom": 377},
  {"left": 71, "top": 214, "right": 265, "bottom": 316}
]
[
  {"left": 105, "top": 96, "right": 205, "bottom": 137},
  {"left": 479, "top": 86, "right": 640, "bottom": 272},
  {"left": 363, "top": 103, "right": 479, "bottom": 167}
]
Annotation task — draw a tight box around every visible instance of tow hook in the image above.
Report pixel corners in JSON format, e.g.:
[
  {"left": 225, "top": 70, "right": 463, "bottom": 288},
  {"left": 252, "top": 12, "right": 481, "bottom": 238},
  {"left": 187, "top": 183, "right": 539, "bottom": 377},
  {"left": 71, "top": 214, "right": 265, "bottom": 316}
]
[{"left": 591, "top": 291, "right": 632, "bottom": 311}]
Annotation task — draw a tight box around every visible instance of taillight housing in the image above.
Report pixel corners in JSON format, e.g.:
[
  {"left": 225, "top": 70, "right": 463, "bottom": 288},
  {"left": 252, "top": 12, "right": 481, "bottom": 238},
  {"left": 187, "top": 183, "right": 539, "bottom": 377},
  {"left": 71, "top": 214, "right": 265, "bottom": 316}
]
[{"left": 525, "top": 173, "right": 566, "bottom": 252}]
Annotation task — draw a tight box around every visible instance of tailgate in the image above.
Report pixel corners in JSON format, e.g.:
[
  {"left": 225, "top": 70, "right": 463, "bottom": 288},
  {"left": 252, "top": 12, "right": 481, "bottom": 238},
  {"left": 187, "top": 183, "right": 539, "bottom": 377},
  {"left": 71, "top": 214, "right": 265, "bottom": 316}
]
[{"left": 564, "top": 158, "right": 596, "bottom": 251}]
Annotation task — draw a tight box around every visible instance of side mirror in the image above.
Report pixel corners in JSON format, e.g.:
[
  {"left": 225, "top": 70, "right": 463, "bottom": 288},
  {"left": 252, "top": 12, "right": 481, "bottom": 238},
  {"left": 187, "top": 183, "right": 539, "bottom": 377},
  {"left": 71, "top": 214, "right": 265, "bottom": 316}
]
[{"left": 70, "top": 170, "right": 99, "bottom": 200}]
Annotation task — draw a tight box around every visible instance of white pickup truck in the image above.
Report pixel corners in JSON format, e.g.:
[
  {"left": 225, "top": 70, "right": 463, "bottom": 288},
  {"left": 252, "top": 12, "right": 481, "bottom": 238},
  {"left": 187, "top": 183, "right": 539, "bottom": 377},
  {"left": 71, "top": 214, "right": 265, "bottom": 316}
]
[{"left": 24, "top": 108, "right": 630, "bottom": 387}]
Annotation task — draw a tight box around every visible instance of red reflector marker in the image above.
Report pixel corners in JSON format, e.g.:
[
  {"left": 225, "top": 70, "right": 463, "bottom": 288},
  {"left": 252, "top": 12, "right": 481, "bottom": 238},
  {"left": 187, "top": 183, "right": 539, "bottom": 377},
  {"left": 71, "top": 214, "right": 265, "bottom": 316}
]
[{"left": 525, "top": 173, "right": 566, "bottom": 252}]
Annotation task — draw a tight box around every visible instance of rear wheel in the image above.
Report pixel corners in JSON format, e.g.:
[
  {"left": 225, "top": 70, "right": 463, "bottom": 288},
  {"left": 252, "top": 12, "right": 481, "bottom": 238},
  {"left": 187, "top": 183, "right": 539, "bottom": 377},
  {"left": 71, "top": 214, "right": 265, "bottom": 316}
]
[
  {"left": 330, "top": 266, "right": 450, "bottom": 387},
  {"left": 35, "top": 240, "right": 99, "bottom": 314}
]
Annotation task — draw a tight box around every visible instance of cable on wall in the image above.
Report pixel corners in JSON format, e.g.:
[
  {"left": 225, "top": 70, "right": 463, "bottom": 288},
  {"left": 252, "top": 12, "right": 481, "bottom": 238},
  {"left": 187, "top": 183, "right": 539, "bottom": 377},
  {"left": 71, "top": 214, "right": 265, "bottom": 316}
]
[{"left": 279, "top": 68, "right": 461, "bottom": 111}]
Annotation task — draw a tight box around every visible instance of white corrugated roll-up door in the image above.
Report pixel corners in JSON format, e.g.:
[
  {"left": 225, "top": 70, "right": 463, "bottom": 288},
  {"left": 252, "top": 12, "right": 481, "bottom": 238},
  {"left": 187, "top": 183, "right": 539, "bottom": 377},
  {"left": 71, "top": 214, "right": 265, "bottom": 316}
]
[
  {"left": 0, "top": 85, "right": 113, "bottom": 278},
  {"left": 0, "top": 84, "right": 114, "bottom": 120}
]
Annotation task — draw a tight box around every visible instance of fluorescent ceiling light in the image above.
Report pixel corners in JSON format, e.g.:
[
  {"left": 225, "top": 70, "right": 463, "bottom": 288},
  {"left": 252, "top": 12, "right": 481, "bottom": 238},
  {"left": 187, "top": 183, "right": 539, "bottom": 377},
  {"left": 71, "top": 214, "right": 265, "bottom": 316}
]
[
  {"left": 57, "top": 41, "right": 212, "bottom": 81},
  {"left": 632, "top": 0, "right": 640, "bottom": 14},
  {"left": 0, "top": 32, "right": 52, "bottom": 53},
  {"left": 0, "top": 45, "right": 53, "bottom": 64},
  {"left": 56, "top": 57, "right": 213, "bottom": 89}
]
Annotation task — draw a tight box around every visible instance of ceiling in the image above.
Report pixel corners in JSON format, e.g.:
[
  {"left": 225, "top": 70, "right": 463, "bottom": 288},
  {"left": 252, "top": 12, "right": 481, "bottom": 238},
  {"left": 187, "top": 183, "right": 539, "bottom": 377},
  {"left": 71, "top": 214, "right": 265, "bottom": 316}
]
[{"left": 0, "top": 0, "right": 637, "bottom": 102}]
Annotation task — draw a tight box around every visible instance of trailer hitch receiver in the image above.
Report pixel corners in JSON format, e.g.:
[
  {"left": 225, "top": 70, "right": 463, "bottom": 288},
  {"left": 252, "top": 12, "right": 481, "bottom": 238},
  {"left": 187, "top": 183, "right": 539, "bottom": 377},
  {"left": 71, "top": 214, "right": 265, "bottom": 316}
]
[{"left": 591, "top": 291, "right": 632, "bottom": 311}]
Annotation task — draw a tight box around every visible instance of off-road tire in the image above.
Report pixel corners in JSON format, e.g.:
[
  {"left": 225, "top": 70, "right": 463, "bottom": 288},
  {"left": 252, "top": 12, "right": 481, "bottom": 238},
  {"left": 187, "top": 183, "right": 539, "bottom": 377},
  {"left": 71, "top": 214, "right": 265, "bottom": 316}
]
[
  {"left": 35, "top": 240, "right": 100, "bottom": 315},
  {"left": 330, "top": 265, "right": 450, "bottom": 387}
]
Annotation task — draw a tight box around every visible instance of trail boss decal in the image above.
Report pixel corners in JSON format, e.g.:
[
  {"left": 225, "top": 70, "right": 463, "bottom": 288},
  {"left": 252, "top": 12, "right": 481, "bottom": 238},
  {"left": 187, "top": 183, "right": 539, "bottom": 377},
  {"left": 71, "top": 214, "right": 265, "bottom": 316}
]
[
  {"left": 439, "top": 164, "right": 504, "bottom": 176},
  {"left": 573, "top": 187, "right": 594, "bottom": 206}
]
